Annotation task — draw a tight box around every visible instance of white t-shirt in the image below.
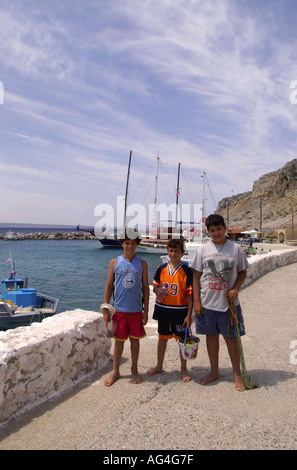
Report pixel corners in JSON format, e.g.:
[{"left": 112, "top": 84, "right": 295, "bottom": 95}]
[{"left": 191, "top": 239, "right": 249, "bottom": 312}]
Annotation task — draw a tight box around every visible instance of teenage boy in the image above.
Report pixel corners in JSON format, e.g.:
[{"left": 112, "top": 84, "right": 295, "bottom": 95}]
[
  {"left": 192, "top": 214, "right": 249, "bottom": 391},
  {"left": 147, "top": 237, "right": 193, "bottom": 382},
  {"left": 103, "top": 228, "right": 149, "bottom": 386}
]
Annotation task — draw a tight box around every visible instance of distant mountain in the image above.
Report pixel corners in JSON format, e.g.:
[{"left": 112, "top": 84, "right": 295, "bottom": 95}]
[{"left": 216, "top": 159, "right": 297, "bottom": 237}]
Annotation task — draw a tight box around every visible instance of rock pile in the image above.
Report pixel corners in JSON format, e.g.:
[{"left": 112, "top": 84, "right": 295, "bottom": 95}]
[{"left": 0, "top": 231, "right": 96, "bottom": 240}]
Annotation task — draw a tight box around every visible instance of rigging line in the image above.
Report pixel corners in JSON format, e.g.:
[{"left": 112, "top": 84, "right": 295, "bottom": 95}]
[
  {"left": 128, "top": 158, "right": 156, "bottom": 204},
  {"left": 180, "top": 166, "right": 196, "bottom": 203},
  {"left": 78, "top": 153, "right": 129, "bottom": 225},
  {"left": 158, "top": 160, "right": 174, "bottom": 206},
  {"left": 137, "top": 175, "right": 155, "bottom": 206},
  {"left": 205, "top": 173, "right": 217, "bottom": 208}
]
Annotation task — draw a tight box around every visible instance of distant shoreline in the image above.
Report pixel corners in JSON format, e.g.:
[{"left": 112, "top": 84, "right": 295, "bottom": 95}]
[{"left": 0, "top": 223, "right": 80, "bottom": 228}]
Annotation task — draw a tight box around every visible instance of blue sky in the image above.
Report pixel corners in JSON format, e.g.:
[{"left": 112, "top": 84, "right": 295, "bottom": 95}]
[{"left": 0, "top": 0, "right": 297, "bottom": 228}]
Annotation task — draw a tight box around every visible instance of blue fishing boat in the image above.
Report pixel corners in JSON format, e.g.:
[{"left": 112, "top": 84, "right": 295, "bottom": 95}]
[{"left": 0, "top": 254, "right": 59, "bottom": 331}]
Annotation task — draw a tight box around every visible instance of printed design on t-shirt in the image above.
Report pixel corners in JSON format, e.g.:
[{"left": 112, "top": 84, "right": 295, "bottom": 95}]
[
  {"left": 205, "top": 258, "right": 233, "bottom": 291},
  {"left": 167, "top": 282, "right": 178, "bottom": 296}
]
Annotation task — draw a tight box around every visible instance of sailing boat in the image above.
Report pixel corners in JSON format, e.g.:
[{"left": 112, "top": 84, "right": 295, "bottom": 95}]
[
  {"left": 182, "top": 171, "right": 206, "bottom": 259},
  {"left": 76, "top": 151, "right": 133, "bottom": 248},
  {"left": 160, "top": 171, "right": 215, "bottom": 264},
  {"left": 97, "top": 150, "right": 132, "bottom": 247},
  {"left": 136, "top": 160, "right": 181, "bottom": 254},
  {"left": 177, "top": 171, "right": 217, "bottom": 263}
]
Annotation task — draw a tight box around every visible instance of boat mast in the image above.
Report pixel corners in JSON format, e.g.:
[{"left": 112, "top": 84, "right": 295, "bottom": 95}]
[
  {"left": 154, "top": 154, "right": 160, "bottom": 207},
  {"left": 151, "top": 154, "right": 160, "bottom": 238},
  {"left": 123, "top": 150, "right": 132, "bottom": 231},
  {"left": 8, "top": 250, "right": 13, "bottom": 270},
  {"left": 201, "top": 171, "right": 206, "bottom": 234},
  {"left": 175, "top": 162, "right": 181, "bottom": 228}
]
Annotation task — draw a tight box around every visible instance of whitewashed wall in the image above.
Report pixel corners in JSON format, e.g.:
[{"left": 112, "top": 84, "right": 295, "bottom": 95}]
[
  {"left": 0, "top": 310, "right": 111, "bottom": 424},
  {"left": 243, "top": 248, "right": 297, "bottom": 287}
]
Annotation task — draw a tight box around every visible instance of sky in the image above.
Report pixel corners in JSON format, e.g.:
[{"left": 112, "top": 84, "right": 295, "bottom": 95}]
[{"left": 0, "top": 0, "right": 297, "bottom": 229}]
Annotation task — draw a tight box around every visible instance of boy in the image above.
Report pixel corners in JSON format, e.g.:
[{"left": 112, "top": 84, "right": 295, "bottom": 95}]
[
  {"left": 147, "top": 237, "right": 193, "bottom": 382},
  {"left": 103, "top": 227, "right": 149, "bottom": 386},
  {"left": 191, "top": 214, "right": 249, "bottom": 391}
]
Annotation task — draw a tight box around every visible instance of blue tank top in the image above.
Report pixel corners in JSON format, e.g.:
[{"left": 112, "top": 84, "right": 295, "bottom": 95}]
[{"left": 114, "top": 255, "right": 143, "bottom": 312}]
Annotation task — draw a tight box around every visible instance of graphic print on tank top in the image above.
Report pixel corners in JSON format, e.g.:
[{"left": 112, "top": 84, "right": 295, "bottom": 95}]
[{"left": 122, "top": 271, "right": 136, "bottom": 288}]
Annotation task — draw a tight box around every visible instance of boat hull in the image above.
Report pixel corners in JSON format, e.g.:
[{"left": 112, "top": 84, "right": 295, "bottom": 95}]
[
  {"left": 136, "top": 239, "right": 169, "bottom": 254},
  {"left": 0, "top": 296, "right": 59, "bottom": 331},
  {"left": 98, "top": 238, "right": 121, "bottom": 247},
  {"left": 0, "top": 309, "right": 58, "bottom": 331},
  {"left": 184, "top": 240, "right": 203, "bottom": 259}
]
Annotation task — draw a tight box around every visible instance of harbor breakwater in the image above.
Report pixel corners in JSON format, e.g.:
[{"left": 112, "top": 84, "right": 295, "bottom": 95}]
[
  {"left": 0, "top": 247, "right": 297, "bottom": 425},
  {"left": 0, "top": 231, "right": 96, "bottom": 240}
]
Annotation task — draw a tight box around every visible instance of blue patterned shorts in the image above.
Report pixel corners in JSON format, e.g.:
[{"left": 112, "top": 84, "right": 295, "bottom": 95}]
[{"left": 195, "top": 305, "right": 245, "bottom": 338}]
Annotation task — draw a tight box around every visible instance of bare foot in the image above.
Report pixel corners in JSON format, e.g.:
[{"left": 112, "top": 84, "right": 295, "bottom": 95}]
[
  {"left": 181, "top": 370, "right": 192, "bottom": 382},
  {"left": 199, "top": 372, "right": 219, "bottom": 385},
  {"left": 132, "top": 371, "right": 143, "bottom": 384},
  {"left": 146, "top": 366, "right": 164, "bottom": 377},
  {"left": 234, "top": 373, "right": 246, "bottom": 392},
  {"left": 104, "top": 372, "right": 120, "bottom": 387}
]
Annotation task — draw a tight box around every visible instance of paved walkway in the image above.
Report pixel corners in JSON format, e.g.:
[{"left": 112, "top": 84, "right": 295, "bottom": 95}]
[{"left": 0, "top": 258, "right": 296, "bottom": 450}]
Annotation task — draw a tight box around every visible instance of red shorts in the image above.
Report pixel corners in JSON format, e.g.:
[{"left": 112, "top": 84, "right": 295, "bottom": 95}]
[{"left": 114, "top": 311, "right": 146, "bottom": 341}]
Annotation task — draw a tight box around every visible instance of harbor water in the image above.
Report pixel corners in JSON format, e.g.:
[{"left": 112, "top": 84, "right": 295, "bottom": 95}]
[{"left": 0, "top": 236, "right": 162, "bottom": 315}]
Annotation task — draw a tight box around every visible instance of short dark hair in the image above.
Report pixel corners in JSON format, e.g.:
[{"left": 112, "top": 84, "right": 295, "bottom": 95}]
[
  {"left": 205, "top": 214, "right": 226, "bottom": 229},
  {"left": 119, "top": 227, "right": 142, "bottom": 245},
  {"left": 167, "top": 236, "right": 185, "bottom": 252}
]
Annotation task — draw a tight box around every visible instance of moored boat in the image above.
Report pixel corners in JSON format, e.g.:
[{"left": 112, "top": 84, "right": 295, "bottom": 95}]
[
  {"left": 0, "top": 255, "right": 59, "bottom": 331},
  {"left": 136, "top": 237, "right": 169, "bottom": 254},
  {"left": 4, "top": 231, "right": 21, "bottom": 241}
]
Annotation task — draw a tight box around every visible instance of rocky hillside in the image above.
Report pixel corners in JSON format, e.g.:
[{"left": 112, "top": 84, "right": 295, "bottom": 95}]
[{"left": 216, "top": 159, "right": 297, "bottom": 237}]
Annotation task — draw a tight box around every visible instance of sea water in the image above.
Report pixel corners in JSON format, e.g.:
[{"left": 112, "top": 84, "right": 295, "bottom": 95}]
[{"left": 0, "top": 238, "right": 161, "bottom": 314}]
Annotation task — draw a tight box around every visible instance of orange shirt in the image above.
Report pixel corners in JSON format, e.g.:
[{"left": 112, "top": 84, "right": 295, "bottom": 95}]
[{"left": 152, "top": 262, "right": 193, "bottom": 323}]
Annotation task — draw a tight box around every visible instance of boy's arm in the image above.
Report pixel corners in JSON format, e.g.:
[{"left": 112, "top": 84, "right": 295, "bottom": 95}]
[
  {"left": 193, "top": 269, "right": 203, "bottom": 317},
  {"left": 141, "top": 259, "right": 149, "bottom": 325},
  {"left": 184, "top": 292, "right": 193, "bottom": 327},
  {"left": 152, "top": 265, "right": 163, "bottom": 300},
  {"left": 102, "top": 258, "right": 116, "bottom": 327},
  {"left": 227, "top": 269, "right": 246, "bottom": 303}
]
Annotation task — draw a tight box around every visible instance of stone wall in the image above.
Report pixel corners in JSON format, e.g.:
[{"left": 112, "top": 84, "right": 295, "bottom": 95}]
[
  {"left": 243, "top": 248, "right": 297, "bottom": 287},
  {"left": 0, "top": 310, "right": 111, "bottom": 424}
]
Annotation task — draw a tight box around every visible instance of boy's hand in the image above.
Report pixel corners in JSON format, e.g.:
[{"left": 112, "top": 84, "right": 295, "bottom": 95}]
[
  {"left": 194, "top": 299, "right": 203, "bottom": 317},
  {"left": 226, "top": 288, "right": 239, "bottom": 303},
  {"left": 154, "top": 286, "right": 167, "bottom": 303},
  {"left": 183, "top": 314, "right": 192, "bottom": 328},
  {"left": 142, "top": 310, "right": 148, "bottom": 326},
  {"left": 102, "top": 308, "right": 111, "bottom": 328}
]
